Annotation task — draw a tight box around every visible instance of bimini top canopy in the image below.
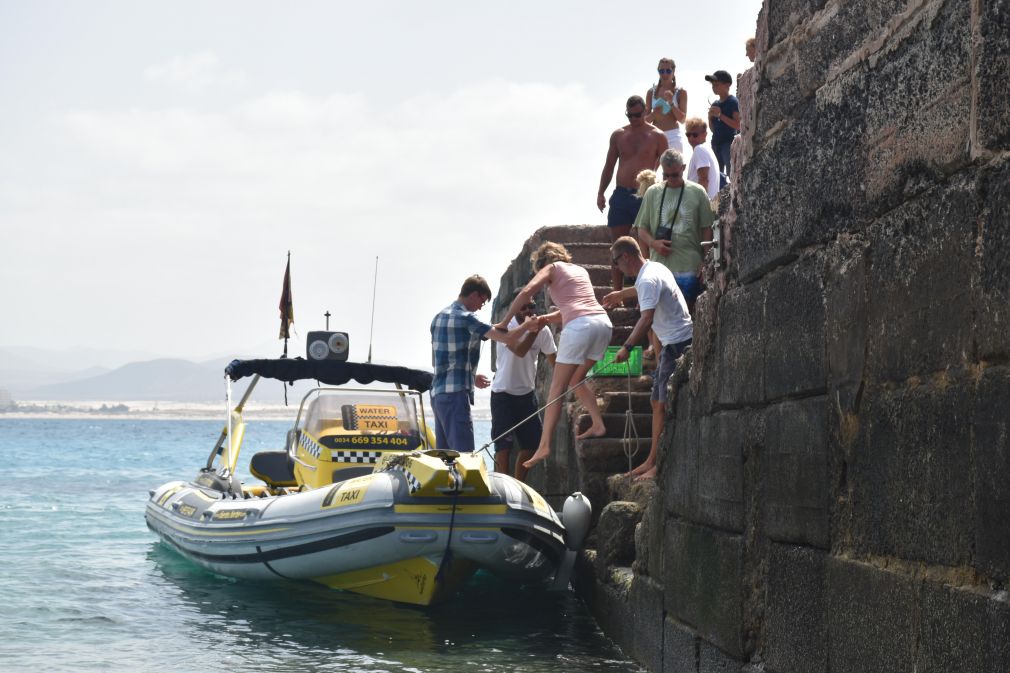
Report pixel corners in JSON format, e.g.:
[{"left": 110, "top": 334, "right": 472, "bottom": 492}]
[{"left": 225, "top": 358, "right": 434, "bottom": 393}]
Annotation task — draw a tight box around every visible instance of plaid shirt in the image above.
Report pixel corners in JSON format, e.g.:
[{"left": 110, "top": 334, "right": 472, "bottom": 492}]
[{"left": 430, "top": 300, "right": 491, "bottom": 398}]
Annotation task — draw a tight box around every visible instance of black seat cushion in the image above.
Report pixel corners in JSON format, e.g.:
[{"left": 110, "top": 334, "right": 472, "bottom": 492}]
[{"left": 250, "top": 451, "right": 297, "bottom": 487}]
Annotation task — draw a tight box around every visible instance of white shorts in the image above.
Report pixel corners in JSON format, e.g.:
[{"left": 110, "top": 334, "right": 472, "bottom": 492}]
[
  {"left": 664, "top": 127, "right": 684, "bottom": 153},
  {"left": 556, "top": 314, "right": 613, "bottom": 365}
]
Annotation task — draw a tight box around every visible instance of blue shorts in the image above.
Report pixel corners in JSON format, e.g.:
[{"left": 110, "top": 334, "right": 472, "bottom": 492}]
[
  {"left": 674, "top": 272, "right": 702, "bottom": 305},
  {"left": 607, "top": 186, "right": 642, "bottom": 228},
  {"left": 431, "top": 390, "right": 475, "bottom": 452},
  {"left": 652, "top": 339, "right": 692, "bottom": 402}
]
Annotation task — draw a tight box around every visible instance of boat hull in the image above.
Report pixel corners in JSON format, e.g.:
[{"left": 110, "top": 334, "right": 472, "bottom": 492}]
[{"left": 145, "top": 471, "right": 567, "bottom": 606}]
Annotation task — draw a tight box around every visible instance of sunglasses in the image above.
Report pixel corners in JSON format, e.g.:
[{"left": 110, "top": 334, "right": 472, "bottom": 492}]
[
  {"left": 611, "top": 253, "right": 624, "bottom": 266},
  {"left": 686, "top": 132, "right": 702, "bottom": 138},
  {"left": 658, "top": 68, "right": 673, "bottom": 74},
  {"left": 626, "top": 111, "right": 643, "bottom": 119},
  {"left": 663, "top": 171, "right": 682, "bottom": 179}
]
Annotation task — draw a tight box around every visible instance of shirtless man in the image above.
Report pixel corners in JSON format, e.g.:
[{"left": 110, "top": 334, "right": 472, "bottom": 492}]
[{"left": 597, "top": 95, "right": 668, "bottom": 292}]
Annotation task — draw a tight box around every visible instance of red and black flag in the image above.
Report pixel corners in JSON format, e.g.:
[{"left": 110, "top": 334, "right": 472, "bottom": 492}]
[{"left": 278, "top": 253, "right": 294, "bottom": 340}]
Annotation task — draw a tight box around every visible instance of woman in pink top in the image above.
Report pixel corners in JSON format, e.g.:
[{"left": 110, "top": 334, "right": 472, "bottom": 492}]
[{"left": 499, "top": 242, "right": 613, "bottom": 469}]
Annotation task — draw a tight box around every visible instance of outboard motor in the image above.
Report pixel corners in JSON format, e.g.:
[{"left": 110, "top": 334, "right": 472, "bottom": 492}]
[{"left": 550, "top": 492, "right": 593, "bottom": 591}]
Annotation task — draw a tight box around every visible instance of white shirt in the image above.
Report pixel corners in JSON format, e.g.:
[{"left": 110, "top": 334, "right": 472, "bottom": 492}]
[
  {"left": 687, "top": 142, "right": 721, "bottom": 199},
  {"left": 491, "top": 317, "right": 557, "bottom": 395},
  {"left": 634, "top": 261, "right": 693, "bottom": 346}
]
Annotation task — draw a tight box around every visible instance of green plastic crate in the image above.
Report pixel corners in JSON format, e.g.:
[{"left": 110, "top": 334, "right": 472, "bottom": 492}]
[{"left": 591, "top": 345, "right": 643, "bottom": 377}]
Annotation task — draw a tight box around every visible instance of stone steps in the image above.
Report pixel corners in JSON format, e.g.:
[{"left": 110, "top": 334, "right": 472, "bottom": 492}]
[
  {"left": 575, "top": 412, "right": 653, "bottom": 437},
  {"left": 576, "top": 437, "right": 650, "bottom": 474},
  {"left": 564, "top": 241, "right": 617, "bottom": 267},
  {"left": 599, "top": 390, "right": 654, "bottom": 414}
]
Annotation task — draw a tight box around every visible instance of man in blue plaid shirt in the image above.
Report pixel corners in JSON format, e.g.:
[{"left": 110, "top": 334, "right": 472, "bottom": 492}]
[{"left": 431, "top": 275, "right": 538, "bottom": 452}]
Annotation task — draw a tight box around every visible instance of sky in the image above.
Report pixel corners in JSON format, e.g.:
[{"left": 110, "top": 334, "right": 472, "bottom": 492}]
[{"left": 0, "top": 0, "right": 763, "bottom": 373}]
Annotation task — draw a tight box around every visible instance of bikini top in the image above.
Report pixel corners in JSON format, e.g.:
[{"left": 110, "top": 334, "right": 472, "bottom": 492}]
[{"left": 651, "top": 86, "right": 681, "bottom": 116}]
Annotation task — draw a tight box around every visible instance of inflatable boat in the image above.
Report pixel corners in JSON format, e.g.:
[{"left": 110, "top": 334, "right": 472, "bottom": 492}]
[{"left": 146, "top": 358, "right": 591, "bottom": 606}]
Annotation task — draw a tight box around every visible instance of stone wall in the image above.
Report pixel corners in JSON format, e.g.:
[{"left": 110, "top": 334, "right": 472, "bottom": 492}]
[
  {"left": 498, "top": 1, "right": 1010, "bottom": 671},
  {"left": 640, "top": 0, "right": 1010, "bottom": 670}
]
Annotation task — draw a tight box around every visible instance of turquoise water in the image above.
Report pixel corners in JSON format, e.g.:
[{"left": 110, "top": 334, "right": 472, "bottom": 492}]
[{"left": 0, "top": 418, "right": 641, "bottom": 673}]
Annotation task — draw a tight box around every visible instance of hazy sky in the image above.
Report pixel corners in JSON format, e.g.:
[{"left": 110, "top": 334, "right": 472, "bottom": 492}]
[{"left": 1, "top": 0, "right": 762, "bottom": 372}]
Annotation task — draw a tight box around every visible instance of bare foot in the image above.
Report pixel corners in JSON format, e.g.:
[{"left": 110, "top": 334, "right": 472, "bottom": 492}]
[
  {"left": 633, "top": 466, "right": 657, "bottom": 481},
  {"left": 522, "top": 446, "right": 551, "bottom": 469},
  {"left": 575, "top": 424, "right": 607, "bottom": 440},
  {"left": 629, "top": 459, "right": 654, "bottom": 478}
]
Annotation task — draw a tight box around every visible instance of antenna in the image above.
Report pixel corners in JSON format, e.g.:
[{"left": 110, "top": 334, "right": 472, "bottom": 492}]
[{"left": 367, "top": 256, "right": 379, "bottom": 363}]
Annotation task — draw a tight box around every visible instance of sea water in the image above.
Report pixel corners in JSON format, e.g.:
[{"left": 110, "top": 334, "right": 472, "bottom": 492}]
[{"left": 0, "top": 418, "right": 642, "bottom": 673}]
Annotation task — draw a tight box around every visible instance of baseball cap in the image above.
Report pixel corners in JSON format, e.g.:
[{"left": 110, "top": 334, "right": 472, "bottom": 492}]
[{"left": 705, "top": 70, "right": 733, "bottom": 84}]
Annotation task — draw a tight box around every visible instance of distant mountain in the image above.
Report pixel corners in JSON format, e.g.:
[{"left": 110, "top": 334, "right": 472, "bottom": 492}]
[{"left": 26, "top": 358, "right": 223, "bottom": 401}]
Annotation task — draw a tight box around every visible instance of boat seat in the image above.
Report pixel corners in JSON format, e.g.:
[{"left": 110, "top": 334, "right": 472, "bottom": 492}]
[
  {"left": 250, "top": 451, "right": 298, "bottom": 488},
  {"left": 333, "top": 466, "right": 373, "bottom": 483}
]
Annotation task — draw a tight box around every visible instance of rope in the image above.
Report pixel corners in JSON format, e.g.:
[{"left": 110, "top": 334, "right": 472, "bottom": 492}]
[
  {"left": 620, "top": 366, "right": 641, "bottom": 471},
  {"left": 475, "top": 374, "right": 596, "bottom": 458}
]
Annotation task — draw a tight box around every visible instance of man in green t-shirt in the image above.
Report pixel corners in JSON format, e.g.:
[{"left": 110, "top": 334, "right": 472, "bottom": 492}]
[{"left": 634, "top": 148, "right": 714, "bottom": 312}]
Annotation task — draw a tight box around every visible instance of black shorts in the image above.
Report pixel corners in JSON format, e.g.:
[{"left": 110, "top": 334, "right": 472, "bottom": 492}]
[
  {"left": 652, "top": 339, "right": 692, "bottom": 402},
  {"left": 607, "top": 186, "right": 642, "bottom": 227},
  {"left": 490, "top": 391, "right": 542, "bottom": 453}
]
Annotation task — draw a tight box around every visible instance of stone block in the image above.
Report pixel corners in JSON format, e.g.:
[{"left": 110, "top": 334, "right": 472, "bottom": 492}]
[
  {"left": 974, "top": 0, "right": 1010, "bottom": 152},
  {"left": 764, "top": 398, "right": 830, "bottom": 548},
  {"left": 665, "top": 397, "right": 700, "bottom": 521},
  {"left": 973, "top": 366, "right": 1010, "bottom": 580},
  {"left": 664, "top": 520, "right": 744, "bottom": 658},
  {"left": 824, "top": 238, "right": 870, "bottom": 412},
  {"left": 850, "top": 382, "right": 974, "bottom": 566},
  {"left": 699, "top": 641, "right": 742, "bottom": 673},
  {"left": 763, "top": 0, "right": 829, "bottom": 50},
  {"left": 696, "top": 411, "right": 746, "bottom": 532},
  {"left": 594, "top": 501, "right": 643, "bottom": 572},
  {"left": 863, "top": 176, "right": 976, "bottom": 383},
  {"left": 763, "top": 257, "right": 827, "bottom": 400},
  {"left": 629, "top": 575, "right": 665, "bottom": 673},
  {"left": 826, "top": 557, "right": 917, "bottom": 673},
  {"left": 916, "top": 582, "right": 1010, "bottom": 673},
  {"left": 716, "top": 285, "right": 765, "bottom": 406},
  {"left": 634, "top": 493, "right": 664, "bottom": 579},
  {"left": 765, "top": 544, "right": 827, "bottom": 673},
  {"left": 664, "top": 617, "right": 698, "bottom": 673},
  {"left": 975, "top": 159, "right": 1010, "bottom": 361}
]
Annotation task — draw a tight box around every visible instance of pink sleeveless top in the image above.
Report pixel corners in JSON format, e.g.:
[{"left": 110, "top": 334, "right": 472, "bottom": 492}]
[{"left": 548, "top": 262, "right": 607, "bottom": 326}]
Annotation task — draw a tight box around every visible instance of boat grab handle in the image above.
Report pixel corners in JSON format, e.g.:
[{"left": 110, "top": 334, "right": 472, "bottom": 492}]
[{"left": 399, "top": 531, "right": 438, "bottom": 543}]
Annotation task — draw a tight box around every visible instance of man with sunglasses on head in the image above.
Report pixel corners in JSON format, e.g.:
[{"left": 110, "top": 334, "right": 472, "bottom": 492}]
[
  {"left": 633, "top": 149, "right": 714, "bottom": 315},
  {"left": 597, "top": 95, "right": 669, "bottom": 294},
  {"left": 489, "top": 290, "right": 557, "bottom": 483}
]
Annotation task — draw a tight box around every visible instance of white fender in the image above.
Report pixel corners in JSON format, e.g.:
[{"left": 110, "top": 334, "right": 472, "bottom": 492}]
[{"left": 562, "top": 492, "right": 592, "bottom": 551}]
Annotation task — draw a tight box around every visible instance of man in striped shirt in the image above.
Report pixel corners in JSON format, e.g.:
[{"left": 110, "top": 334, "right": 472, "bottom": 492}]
[{"left": 430, "top": 275, "right": 537, "bottom": 453}]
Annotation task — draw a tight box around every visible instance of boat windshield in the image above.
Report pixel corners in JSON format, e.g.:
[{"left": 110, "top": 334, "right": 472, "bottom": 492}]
[{"left": 296, "top": 388, "right": 424, "bottom": 442}]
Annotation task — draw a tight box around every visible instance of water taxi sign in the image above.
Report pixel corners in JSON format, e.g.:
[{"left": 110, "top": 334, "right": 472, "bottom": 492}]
[{"left": 354, "top": 404, "right": 399, "bottom": 432}]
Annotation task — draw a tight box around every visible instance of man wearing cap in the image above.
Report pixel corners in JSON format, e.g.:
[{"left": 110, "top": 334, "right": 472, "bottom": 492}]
[
  {"left": 597, "top": 95, "right": 669, "bottom": 293},
  {"left": 490, "top": 291, "right": 557, "bottom": 482},
  {"left": 602, "top": 236, "right": 693, "bottom": 481},
  {"left": 705, "top": 70, "right": 741, "bottom": 175}
]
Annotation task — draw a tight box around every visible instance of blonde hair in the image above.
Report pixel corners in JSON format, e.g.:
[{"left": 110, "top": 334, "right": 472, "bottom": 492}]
[
  {"left": 635, "top": 169, "right": 658, "bottom": 197},
  {"left": 685, "top": 117, "right": 707, "bottom": 133},
  {"left": 531, "top": 241, "right": 572, "bottom": 271}
]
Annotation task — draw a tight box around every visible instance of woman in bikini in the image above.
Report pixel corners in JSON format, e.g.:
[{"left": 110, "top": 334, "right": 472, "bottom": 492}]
[
  {"left": 498, "top": 242, "right": 613, "bottom": 469},
  {"left": 645, "top": 57, "right": 688, "bottom": 153}
]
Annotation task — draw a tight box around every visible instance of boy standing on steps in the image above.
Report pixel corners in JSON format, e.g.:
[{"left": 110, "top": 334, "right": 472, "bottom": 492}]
[{"left": 602, "top": 236, "right": 693, "bottom": 481}]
